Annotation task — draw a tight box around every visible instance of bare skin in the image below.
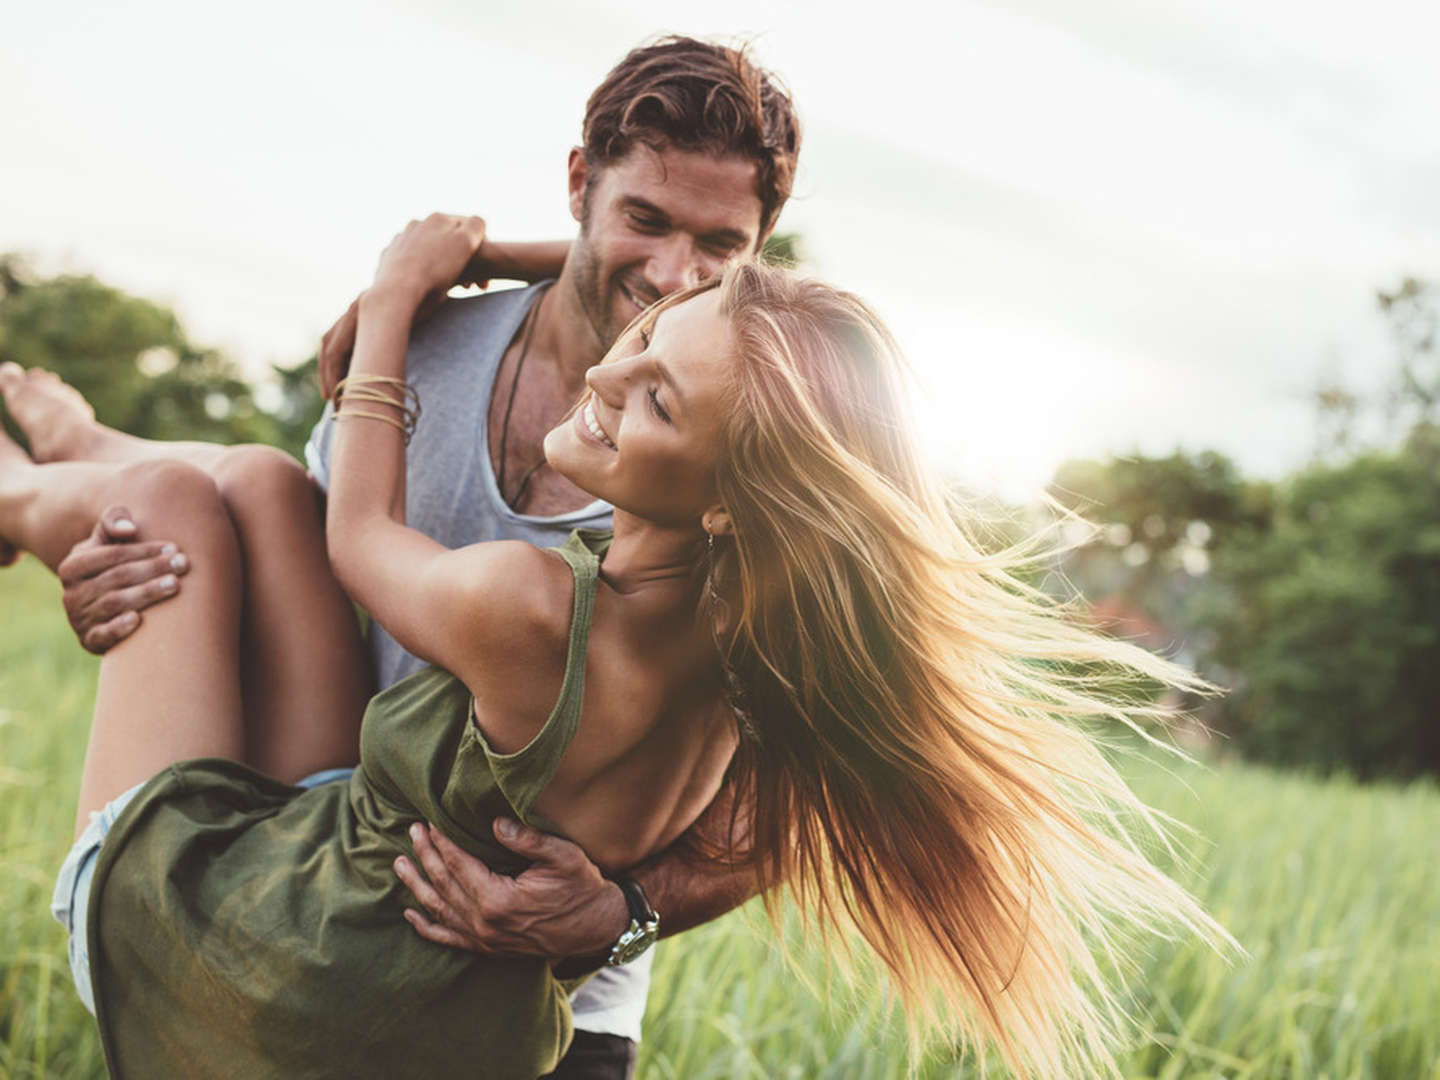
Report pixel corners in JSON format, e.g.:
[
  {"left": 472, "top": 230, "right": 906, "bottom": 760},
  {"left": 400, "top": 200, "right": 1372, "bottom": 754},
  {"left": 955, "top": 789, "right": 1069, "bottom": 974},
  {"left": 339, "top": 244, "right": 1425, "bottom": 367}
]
[
  {"left": 0, "top": 383, "right": 372, "bottom": 791},
  {"left": 0, "top": 428, "right": 371, "bottom": 837}
]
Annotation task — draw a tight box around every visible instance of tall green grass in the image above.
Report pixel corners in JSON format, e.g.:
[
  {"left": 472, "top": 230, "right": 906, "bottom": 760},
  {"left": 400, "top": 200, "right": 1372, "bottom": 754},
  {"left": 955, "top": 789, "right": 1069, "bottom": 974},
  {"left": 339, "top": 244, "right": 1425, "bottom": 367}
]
[{"left": 3, "top": 556, "right": 1437, "bottom": 1078}]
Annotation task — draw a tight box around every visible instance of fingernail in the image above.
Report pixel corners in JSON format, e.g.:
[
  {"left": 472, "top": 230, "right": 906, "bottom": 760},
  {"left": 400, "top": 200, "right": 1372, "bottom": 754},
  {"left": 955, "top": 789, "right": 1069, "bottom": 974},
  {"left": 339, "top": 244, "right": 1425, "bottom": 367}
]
[
  {"left": 409, "top": 822, "right": 423, "bottom": 841},
  {"left": 170, "top": 554, "right": 188, "bottom": 572},
  {"left": 159, "top": 575, "right": 178, "bottom": 590},
  {"left": 161, "top": 543, "right": 177, "bottom": 556},
  {"left": 115, "top": 519, "right": 135, "bottom": 532},
  {"left": 118, "top": 611, "right": 139, "bottom": 629},
  {"left": 496, "top": 818, "right": 516, "bottom": 838}
]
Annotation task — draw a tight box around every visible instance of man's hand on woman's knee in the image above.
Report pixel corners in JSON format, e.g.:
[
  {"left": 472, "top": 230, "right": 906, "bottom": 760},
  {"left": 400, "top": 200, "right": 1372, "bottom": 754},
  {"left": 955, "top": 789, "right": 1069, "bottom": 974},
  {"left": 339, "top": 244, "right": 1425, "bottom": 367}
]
[{"left": 58, "top": 505, "right": 189, "bottom": 653}]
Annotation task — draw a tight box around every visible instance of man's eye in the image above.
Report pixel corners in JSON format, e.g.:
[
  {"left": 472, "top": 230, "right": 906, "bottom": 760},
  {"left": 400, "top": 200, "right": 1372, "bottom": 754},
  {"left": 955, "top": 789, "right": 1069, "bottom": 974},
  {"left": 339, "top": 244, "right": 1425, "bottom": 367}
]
[
  {"left": 702, "top": 239, "right": 742, "bottom": 257},
  {"left": 648, "top": 388, "right": 671, "bottom": 423},
  {"left": 629, "top": 214, "right": 666, "bottom": 233}
]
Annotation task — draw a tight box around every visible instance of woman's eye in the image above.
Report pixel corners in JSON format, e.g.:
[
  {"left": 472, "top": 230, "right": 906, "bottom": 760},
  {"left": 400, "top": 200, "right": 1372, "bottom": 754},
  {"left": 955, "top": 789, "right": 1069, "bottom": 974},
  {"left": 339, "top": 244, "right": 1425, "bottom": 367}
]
[{"left": 648, "top": 388, "right": 671, "bottom": 423}]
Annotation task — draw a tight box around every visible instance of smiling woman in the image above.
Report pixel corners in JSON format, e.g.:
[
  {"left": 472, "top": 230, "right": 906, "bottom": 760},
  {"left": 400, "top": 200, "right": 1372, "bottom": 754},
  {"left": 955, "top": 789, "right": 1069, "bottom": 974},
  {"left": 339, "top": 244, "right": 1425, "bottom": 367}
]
[{"left": 545, "top": 287, "right": 735, "bottom": 527}]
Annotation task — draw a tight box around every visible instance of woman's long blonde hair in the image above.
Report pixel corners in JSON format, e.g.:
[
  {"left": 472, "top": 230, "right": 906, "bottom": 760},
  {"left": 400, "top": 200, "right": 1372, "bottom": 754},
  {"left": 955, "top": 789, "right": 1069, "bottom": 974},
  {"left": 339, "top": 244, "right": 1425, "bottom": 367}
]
[{"left": 675, "top": 262, "right": 1230, "bottom": 1077}]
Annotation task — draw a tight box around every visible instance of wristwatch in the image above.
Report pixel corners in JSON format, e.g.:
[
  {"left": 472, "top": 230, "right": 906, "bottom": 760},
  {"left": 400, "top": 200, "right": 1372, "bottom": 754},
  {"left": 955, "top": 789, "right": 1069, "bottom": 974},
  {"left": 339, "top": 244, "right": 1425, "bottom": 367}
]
[{"left": 605, "top": 876, "right": 660, "bottom": 966}]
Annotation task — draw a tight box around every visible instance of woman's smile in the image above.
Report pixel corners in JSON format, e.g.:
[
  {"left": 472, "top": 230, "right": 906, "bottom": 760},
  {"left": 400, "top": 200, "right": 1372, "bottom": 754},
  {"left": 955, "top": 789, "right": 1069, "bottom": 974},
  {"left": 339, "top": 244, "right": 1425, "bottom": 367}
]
[{"left": 580, "top": 398, "right": 618, "bottom": 451}]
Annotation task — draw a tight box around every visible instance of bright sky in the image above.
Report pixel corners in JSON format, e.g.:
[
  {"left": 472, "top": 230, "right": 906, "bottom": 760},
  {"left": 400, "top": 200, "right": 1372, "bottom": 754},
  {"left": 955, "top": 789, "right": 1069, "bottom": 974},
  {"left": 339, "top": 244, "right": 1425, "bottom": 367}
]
[{"left": 4, "top": 0, "right": 1437, "bottom": 499}]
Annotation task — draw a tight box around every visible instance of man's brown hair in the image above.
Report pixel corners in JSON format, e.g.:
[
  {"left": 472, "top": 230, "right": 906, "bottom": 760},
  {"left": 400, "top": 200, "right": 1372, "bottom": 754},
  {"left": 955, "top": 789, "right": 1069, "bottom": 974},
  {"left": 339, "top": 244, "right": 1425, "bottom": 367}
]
[{"left": 582, "top": 36, "right": 802, "bottom": 239}]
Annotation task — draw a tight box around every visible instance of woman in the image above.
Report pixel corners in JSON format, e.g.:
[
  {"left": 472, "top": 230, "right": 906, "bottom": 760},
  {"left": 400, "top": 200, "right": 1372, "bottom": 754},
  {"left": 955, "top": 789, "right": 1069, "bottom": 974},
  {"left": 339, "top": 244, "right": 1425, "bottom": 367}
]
[{"left": 0, "top": 218, "right": 1225, "bottom": 1078}]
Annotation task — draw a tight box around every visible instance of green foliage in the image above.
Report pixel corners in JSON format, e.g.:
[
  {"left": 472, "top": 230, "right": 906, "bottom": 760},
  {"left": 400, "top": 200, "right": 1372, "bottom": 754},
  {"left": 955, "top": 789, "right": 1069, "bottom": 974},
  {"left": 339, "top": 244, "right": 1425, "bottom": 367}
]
[
  {"left": 1050, "top": 451, "right": 1268, "bottom": 642},
  {"left": 1199, "top": 448, "right": 1440, "bottom": 778},
  {"left": 0, "top": 254, "right": 322, "bottom": 460},
  {"left": 760, "top": 231, "right": 805, "bottom": 269},
  {"left": 1051, "top": 281, "right": 1440, "bottom": 780}
]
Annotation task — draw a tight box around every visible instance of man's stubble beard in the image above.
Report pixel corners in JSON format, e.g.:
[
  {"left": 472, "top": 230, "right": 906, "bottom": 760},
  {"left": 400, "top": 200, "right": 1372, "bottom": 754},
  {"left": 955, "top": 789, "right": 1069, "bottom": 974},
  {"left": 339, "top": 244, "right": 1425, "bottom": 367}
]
[{"left": 567, "top": 217, "right": 624, "bottom": 355}]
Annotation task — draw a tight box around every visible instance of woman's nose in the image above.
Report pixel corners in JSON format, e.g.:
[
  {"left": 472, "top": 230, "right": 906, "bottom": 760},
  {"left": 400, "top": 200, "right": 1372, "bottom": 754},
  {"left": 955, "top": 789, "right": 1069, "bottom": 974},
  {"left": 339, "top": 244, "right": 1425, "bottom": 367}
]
[{"left": 586, "top": 359, "right": 629, "bottom": 406}]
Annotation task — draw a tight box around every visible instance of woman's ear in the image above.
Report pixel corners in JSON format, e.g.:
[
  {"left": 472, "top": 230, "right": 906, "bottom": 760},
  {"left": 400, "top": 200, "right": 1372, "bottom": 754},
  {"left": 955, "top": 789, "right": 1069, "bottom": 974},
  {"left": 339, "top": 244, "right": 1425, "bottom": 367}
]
[{"left": 702, "top": 507, "right": 734, "bottom": 537}]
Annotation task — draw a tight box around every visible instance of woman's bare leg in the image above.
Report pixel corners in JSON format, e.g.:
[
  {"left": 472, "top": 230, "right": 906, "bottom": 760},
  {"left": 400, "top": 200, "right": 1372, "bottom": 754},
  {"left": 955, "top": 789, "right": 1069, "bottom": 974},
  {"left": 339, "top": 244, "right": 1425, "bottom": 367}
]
[
  {"left": 1, "top": 435, "right": 368, "bottom": 825},
  {"left": 207, "top": 446, "right": 370, "bottom": 780},
  {"left": 0, "top": 440, "right": 246, "bottom": 835},
  {"left": 1, "top": 365, "right": 371, "bottom": 779}
]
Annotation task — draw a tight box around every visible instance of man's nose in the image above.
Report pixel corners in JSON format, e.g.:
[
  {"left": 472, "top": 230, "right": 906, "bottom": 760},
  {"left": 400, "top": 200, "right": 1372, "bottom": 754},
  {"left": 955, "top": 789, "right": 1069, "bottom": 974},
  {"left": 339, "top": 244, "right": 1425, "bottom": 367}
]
[{"left": 646, "top": 235, "right": 703, "bottom": 296}]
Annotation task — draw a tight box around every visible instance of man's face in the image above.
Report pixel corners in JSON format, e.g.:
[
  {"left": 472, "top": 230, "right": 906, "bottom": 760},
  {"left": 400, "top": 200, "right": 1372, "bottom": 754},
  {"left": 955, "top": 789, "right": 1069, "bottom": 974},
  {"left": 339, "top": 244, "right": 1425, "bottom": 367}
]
[{"left": 566, "top": 143, "right": 764, "bottom": 350}]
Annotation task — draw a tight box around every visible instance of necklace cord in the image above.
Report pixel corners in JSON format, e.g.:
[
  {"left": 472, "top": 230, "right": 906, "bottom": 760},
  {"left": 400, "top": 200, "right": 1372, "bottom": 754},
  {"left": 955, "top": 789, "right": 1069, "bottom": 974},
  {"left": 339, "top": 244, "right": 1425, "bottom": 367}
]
[{"left": 497, "top": 283, "right": 554, "bottom": 507}]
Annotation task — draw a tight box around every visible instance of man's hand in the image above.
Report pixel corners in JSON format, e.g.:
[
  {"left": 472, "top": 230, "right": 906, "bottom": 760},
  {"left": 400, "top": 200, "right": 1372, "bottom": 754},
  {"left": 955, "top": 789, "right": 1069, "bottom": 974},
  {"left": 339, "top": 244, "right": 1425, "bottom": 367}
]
[
  {"left": 317, "top": 233, "right": 570, "bottom": 398},
  {"left": 395, "top": 819, "right": 627, "bottom": 962},
  {"left": 318, "top": 216, "right": 492, "bottom": 398},
  {"left": 58, "top": 505, "right": 188, "bottom": 654}
]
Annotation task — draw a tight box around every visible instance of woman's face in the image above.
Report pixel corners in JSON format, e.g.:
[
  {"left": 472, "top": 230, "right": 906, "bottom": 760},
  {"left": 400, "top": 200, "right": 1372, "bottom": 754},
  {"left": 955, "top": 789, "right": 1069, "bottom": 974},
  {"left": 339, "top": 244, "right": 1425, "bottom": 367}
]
[{"left": 544, "top": 288, "right": 733, "bottom": 526}]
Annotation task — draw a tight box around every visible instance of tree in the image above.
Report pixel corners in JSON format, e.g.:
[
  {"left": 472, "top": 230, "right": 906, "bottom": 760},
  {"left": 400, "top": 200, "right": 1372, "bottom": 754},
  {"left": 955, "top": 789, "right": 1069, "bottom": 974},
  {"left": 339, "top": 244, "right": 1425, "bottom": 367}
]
[
  {"left": 1197, "top": 449, "right": 1440, "bottom": 777},
  {"left": 1051, "top": 281, "right": 1440, "bottom": 779},
  {"left": 0, "top": 254, "right": 322, "bottom": 459},
  {"left": 1048, "top": 451, "right": 1268, "bottom": 642}
]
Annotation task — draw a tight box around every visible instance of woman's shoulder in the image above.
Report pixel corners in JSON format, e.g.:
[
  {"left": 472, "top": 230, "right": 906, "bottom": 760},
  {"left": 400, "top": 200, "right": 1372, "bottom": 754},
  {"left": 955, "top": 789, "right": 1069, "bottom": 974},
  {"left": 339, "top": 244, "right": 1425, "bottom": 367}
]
[
  {"left": 450, "top": 540, "right": 585, "bottom": 755},
  {"left": 447, "top": 540, "right": 578, "bottom": 650}
]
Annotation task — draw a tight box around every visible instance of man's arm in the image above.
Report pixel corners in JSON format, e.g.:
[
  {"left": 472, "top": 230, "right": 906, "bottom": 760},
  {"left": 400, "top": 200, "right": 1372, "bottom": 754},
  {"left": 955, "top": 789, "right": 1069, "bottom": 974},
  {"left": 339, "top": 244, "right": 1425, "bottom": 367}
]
[{"left": 394, "top": 776, "right": 759, "bottom": 965}]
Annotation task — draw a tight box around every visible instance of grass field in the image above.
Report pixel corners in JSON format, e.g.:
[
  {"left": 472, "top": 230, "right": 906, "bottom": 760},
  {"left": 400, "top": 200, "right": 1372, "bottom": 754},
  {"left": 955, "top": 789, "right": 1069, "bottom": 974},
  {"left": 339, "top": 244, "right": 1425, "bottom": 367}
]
[{"left": 2, "top": 556, "right": 1437, "bottom": 1079}]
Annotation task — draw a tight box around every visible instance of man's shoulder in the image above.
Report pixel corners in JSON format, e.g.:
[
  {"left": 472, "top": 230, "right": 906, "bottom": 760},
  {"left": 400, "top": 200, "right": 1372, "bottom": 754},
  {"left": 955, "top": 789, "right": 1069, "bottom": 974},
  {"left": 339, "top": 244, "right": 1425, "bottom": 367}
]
[{"left": 408, "top": 283, "right": 545, "bottom": 362}]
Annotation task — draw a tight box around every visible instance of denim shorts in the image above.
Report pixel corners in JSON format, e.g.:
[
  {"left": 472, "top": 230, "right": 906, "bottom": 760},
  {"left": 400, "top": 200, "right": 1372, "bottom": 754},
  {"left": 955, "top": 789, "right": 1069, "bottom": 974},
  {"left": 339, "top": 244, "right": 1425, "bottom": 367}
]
[{"left": 50, "top": 765, "right": 355, "bottom": 1014}]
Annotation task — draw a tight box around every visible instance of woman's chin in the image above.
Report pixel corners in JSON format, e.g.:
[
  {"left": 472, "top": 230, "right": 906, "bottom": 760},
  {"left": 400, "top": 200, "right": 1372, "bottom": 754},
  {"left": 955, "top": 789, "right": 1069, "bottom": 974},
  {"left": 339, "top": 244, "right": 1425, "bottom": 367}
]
[{"left": 542, "top": 435, "right": 595, "bottom": 497}]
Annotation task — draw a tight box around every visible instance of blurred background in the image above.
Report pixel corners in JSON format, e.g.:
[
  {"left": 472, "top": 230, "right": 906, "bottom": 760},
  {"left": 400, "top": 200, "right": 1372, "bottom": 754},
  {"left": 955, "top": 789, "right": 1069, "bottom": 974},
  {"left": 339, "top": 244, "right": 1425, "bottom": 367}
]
[{"left": 2, "top": 2, "right": 1438, "bottom": 1076}]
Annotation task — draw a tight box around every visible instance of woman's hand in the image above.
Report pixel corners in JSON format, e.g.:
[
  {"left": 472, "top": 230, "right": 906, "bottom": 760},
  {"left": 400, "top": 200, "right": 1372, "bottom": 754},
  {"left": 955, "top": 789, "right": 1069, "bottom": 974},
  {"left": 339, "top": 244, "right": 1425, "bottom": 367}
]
[
  {"left": 317, "top": 220, "right": 569, "bottom": 398},
  {"left": 370, "top": 213, "right": 489, "bottom": 309}
]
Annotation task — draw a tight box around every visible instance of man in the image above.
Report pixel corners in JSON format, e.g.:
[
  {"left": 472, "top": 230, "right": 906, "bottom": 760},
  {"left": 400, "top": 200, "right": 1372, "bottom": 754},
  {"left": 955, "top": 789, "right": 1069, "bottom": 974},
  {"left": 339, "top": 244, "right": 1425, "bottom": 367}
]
[{"left": 53, "top": 35, "right": 801, "bottom": 1079}]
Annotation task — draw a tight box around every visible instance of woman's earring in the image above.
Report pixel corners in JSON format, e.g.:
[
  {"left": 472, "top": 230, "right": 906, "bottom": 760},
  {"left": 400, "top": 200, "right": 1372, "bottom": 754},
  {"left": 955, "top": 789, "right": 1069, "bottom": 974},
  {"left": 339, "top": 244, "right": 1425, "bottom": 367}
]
[{"left": 704, "top": 530, "right": 757, "bottom": 742}]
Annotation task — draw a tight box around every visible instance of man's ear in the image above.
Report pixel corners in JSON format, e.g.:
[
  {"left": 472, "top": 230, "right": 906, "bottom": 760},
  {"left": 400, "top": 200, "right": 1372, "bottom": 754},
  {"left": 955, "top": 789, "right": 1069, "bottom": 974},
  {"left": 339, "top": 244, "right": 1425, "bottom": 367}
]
[
  {"left": 567, "top": 148, "right": 589, "bottom": 223},
  {"left": 753, "top": 222, "right": 775, "bottom": 258},
  {"left": 702, "top": 507, "right": 734, "bottom": 537}
]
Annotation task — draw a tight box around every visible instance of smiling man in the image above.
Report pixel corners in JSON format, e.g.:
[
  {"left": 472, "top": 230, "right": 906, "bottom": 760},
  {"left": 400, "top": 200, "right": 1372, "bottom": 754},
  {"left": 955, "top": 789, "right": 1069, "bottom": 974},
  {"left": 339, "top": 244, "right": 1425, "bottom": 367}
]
[{"left": 52, "top": 35, "right": 801, "bottom": 1080}]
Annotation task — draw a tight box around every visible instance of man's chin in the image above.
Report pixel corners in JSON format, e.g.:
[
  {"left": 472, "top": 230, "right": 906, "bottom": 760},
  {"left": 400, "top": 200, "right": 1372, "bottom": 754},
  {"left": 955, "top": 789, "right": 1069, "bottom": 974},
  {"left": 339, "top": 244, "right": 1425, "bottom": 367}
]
[{"left": 605, "top": 299, "right": 646, "bottom": 344}]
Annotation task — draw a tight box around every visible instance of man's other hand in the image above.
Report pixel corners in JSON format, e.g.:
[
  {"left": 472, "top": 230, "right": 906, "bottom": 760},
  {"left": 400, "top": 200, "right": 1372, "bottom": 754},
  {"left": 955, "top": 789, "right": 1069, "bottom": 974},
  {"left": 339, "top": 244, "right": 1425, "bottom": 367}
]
[
  {"left": 58, "top": 505, "right": 188, "bottom": 653},
  {"left": 394, "top": 819, "right": 628, "bottom": 963},
  {"left": 318, "top": 231, "right": 573, "bottom": 399}
]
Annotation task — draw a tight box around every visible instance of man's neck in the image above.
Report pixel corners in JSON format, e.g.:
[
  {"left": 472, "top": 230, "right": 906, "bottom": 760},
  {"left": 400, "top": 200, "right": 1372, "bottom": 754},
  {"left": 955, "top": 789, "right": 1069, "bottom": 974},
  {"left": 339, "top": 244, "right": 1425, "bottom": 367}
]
[{"left": 530, "top": 258, "right": 609, "bottom": 391}]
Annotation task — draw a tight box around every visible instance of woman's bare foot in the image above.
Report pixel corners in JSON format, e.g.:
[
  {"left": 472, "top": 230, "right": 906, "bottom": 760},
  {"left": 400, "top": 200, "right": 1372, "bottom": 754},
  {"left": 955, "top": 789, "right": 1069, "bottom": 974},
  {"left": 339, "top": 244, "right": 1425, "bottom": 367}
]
[
  {"left": 0, "top": 362, "right": 112, "bottom": 464},
  {"left": 0, "top": 362, "right": 231, "bottom": 470}
]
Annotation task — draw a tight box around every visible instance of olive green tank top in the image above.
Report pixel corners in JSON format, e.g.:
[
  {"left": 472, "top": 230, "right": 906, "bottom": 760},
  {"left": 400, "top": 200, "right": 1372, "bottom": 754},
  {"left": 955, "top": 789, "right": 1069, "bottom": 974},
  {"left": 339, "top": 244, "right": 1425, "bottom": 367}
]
[{"left": 85, "top": 530, "right": 609, "bottom": 1080}]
